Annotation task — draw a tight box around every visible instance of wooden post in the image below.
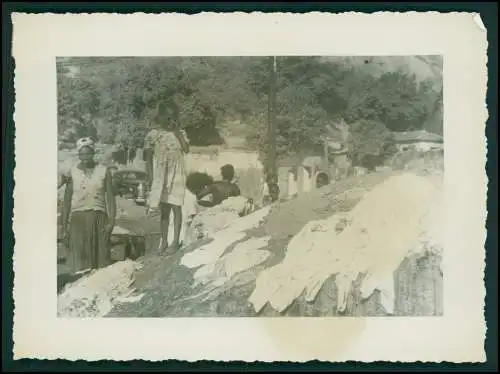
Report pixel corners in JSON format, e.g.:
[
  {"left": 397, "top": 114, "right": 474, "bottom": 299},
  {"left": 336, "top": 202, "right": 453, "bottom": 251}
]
[
  {"left": 323, "top": 138, "right": 330, "bottom": 171},
  {"left": 267, "top": 56, "right": 278, "bottom": 200}
]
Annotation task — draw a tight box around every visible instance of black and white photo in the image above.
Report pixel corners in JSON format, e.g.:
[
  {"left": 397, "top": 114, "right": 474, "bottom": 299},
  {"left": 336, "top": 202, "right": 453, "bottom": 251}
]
[
  {"left": 11, "top": 12, "right": 488, "bottom": 363},
  {"left": 56, "top": 55, "right": 445, "bottom": 318}
]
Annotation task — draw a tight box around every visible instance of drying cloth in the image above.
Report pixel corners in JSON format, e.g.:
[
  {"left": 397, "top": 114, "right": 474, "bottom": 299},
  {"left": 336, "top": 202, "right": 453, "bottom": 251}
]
[
  {"left": 249, "top": 173, "right": 441, "bottom": 315},
  {"left": 112, "top": 225, "right": 131, "bottom": 236},
  {"left": 193, "top": 236, "right": 271, "bottom": 287},
  {"left": 181, "top": 205, "right": 272, "bottom": 268},
  {"left": 180, "top": 231, "right": 247, "bottom": 269},
  {"left": 177, "top": 189, "right": 199, "bottom": 243},
  {"left": 248, "top": 215, "right": 343, "bottom": 313},
  {"left": 411, "top": 188, "right": 444, "bottom": 257},
  {"left": 184, "top": 196, "right": 250, "bottom": 245},
  {"left": 58, "top": 259, "right": 142, "bottom": 317},
  {"left": 185, "top": 211, "right": 239, "bottom": 245},
  {"left": 220, "top": 205, "right": 271, "bottom": 235},
  {"left": 182, "top": 204, "right": 271, "bottom": 269}
]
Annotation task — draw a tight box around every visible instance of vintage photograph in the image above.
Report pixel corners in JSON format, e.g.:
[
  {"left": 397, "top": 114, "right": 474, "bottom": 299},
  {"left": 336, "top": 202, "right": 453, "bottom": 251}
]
[{"left": 56, "top": 55, "right": 444, "bottom": 318}]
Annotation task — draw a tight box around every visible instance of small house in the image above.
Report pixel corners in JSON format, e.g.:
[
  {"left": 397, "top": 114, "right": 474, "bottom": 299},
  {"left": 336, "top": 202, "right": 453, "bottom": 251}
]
[{"left": 392, "top": 130, "right": 443, "bottom": 152}]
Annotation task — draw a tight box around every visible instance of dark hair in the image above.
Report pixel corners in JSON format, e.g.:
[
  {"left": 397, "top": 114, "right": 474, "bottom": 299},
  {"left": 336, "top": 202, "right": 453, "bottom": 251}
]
[
  {"left": 266, "top": 173, "right": 278, "bottom": 185},
  {"left": 78, "top": 145, "right": 95, "bottom": 154},
  {"left": 220, "top": 164, "right": 235, "bottom": 181},
  {"left": 186, "top": 172, "right": 214, "bottom": 195},
  {"left": 268, "top": 183, "right": 280, "bottom": 202},
  {"left": 155, "top": 99, "right": 179, "bottom": 129},
  {"left": 269, "top": 183, "right": 280, "bottom": 194}
]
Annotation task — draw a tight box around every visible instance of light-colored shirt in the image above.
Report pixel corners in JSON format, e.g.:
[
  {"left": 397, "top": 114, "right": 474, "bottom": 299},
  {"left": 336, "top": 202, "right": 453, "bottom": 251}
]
[
  {"left": 144, "top": 128, "right": 188, "bottom": 208},
  {"left": 144, "top": 129, "right": 183, "bottom": 163},
  {"left": 69, "top": 164, "right": 108, "bottom": 213}
]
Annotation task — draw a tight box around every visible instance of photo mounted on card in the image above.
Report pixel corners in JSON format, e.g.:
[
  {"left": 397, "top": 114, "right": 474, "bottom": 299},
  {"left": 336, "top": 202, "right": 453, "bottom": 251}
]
[{"left": 12, "top": 11, "right": 488, "bottom": 363}]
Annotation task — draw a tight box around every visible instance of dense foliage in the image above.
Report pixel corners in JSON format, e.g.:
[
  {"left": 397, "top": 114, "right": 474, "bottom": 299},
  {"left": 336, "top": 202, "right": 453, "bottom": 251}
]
[
  {"left": 346, "top": 119, "right": 398, "bottom": 170},
  {"left": 57, "top": 56, "right": 442, "bottom": 166}
]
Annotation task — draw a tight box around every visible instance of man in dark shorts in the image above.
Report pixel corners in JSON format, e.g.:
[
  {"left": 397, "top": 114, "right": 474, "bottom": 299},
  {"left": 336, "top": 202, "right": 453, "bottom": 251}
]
[{"left": 197, "top": 164, "right": 241, "bottom": 207}]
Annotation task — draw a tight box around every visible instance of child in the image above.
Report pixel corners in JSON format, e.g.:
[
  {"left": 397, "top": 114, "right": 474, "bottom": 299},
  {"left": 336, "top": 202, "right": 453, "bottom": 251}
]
[
  {"left": 144, "top": 99, "right": 190, "bottom": 254},
  {"left": 197, "top": 164, "right": 241, "bottom": 208}
]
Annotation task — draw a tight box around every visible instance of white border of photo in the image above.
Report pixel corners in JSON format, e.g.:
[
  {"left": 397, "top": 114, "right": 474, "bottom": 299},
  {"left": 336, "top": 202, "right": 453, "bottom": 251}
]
[{"left": 12, "top": 12, "right": 488, "bottom": 362}]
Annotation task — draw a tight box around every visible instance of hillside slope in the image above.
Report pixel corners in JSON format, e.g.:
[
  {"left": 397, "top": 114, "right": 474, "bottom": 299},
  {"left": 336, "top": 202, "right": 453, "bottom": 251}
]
[{"left": 56, "top": 162, "right": 444, "bottom": 318}]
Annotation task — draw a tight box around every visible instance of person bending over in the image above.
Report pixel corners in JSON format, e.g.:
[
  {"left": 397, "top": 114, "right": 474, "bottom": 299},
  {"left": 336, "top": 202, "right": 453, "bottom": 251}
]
[{"left": 197, "top": 164, "right": 241, "bottom": 208}]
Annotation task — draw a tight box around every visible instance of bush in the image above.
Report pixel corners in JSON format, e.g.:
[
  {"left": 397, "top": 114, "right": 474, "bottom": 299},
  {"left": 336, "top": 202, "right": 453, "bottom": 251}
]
[{"left": 346, "top": 119, "right": 395, "bottom": 170}]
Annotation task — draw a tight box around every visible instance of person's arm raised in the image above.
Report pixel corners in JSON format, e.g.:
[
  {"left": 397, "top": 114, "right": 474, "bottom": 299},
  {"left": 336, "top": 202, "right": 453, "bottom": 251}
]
[{"left": 174, "top": 128, "right": 190, "bottom": 154}]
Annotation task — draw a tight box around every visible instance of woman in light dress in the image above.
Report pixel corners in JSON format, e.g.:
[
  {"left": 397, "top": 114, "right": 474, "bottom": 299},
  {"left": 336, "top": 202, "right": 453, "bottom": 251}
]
[{"left": 144, "top": 99, "right": 190, "bottom": 254}]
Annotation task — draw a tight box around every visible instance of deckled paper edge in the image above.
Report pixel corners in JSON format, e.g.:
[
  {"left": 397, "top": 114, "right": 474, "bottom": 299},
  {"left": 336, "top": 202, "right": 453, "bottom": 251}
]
[{"left": 11, "top": 11, "right": 488, "bottom": 363}]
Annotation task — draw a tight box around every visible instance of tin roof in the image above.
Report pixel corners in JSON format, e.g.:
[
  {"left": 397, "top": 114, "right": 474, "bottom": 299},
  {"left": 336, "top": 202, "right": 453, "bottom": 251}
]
[{"left": 392, "top": 130, "right": 443, "bottom": 143}]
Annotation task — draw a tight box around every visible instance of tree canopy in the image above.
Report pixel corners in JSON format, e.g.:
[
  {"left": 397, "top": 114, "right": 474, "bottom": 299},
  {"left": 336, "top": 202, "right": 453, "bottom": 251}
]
[{"left": 57, "top": 56, "right": 442, "bottom": 165}]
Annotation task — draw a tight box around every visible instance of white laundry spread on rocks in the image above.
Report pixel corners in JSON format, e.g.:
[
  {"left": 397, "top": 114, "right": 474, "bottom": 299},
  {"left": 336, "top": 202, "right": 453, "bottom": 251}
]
[
  {"left": 248, "top": 173, "right": 441, "bottom": 315},
  {"left": 181, "top": 231, "right": 247, "bottom": 269},
  {"left": 193, "top": 236, "right": 272, "bottom": 287},
  {"left": 58, "top": 260, "right": 142, "bottom": 317},
  {"left": 216, "top": 204, "right": 271, "bottom": 236},
  {"left": 180, "top": 204, "right": 272, "bottom": 293},
  {"left": 170, "top": 190, "right": 199, "bottom": 245},
  {"left": 248, "top": 215, "right": 343, "bottom": 313},
  {"left": 183, "top": 196, "right": 250, "bottom": 245},
  {"left": 181, "top": 205, "right": 272, "bottom": 269},
  {"left": 410, "top": 187, "right": 444, "bottom": 260}
]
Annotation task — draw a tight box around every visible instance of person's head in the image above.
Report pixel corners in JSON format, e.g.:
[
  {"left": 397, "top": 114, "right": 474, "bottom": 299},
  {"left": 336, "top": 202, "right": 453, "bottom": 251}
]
[
  {"left": 154, "top": 99, "right": 179, "bottom": 131},
  {"left": 108, "top": 165, "right": 118, "bottom": 176},
  {"left": 266, "top": 173, "right": 278, "bottom": 186},
  {"left": 186, "top": 172, "right": 214, "bottom": 197},
  {"left": 76, "top": 137, "right": 96, "bottom": 166},
  {"left": 268, "top": 183, "right": 280, "bottom": 202},
  {"left": 220, "top": 164, "right": 235, "bottom": 182}
]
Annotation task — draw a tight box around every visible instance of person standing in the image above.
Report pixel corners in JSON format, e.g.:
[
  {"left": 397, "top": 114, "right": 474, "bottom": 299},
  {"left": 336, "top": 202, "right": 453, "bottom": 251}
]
[
  {"left": 61, "top": 137, "right": 116, "bottom": 274},
  {"left": 144, "top": 99, "right": 190, "bottom": 254}
]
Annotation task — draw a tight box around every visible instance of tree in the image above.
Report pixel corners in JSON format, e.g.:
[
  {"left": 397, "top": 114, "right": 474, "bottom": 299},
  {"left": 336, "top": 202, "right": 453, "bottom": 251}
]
[
  {"left": 57, "top": 56, "right": 442, "bottom": 160},
  {"left": 245, "top": 57, "right": 332, "bottom": 162},
  {"left": 57, "top": 75, "right": 100, "bottom": 142},
  {"left": 423, "top": 86, "right": 443, "bottom": 135},
  {"left": 346, "top": 119, "right": 396, "bottom": 170}
]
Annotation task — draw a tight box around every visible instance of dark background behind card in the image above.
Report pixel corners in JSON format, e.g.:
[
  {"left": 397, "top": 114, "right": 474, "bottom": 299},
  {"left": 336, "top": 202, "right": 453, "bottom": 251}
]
[{"left": 2, "top": 2, "right": 497, "bottom": 371}]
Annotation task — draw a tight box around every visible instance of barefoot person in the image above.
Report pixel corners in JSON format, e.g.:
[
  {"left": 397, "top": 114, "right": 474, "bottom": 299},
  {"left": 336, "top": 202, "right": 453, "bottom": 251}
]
[
  {"left": 144, "top": 99, "right": 189, "bottom": 254},
  {"left": 61, "top": 137, "right": 116, "bottom": 274}
]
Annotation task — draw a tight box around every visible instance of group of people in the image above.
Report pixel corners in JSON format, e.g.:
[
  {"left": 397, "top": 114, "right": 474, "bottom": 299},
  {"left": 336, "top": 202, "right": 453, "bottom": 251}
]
[
  {"left": 186, "top": 165, "right": 242, "bottom": 208},
  {"left": 58, "top": 99, "right": 249, "bottom": 277}
]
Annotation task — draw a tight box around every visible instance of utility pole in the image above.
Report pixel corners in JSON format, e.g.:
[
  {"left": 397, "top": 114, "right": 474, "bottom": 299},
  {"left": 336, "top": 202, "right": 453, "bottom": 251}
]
[
  {"left": 267, "top": 56, "right": 279, "bottom": 201},
  {"left": 323, "top": 138, "right": 330, "bottom": 170}
]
